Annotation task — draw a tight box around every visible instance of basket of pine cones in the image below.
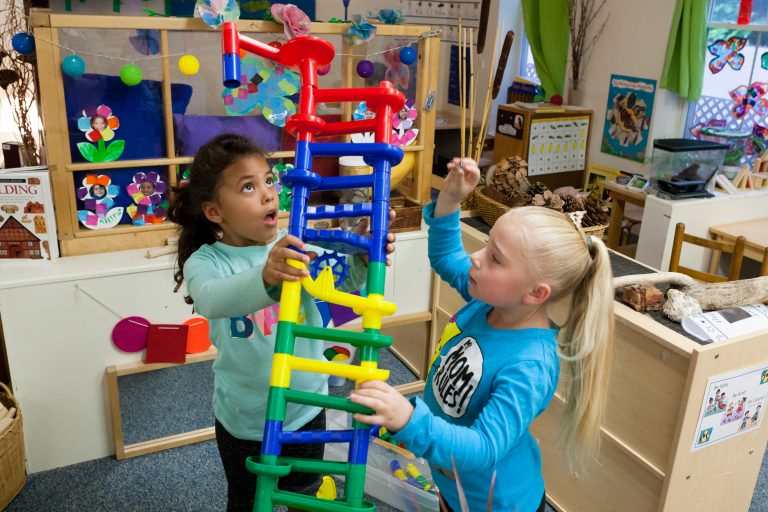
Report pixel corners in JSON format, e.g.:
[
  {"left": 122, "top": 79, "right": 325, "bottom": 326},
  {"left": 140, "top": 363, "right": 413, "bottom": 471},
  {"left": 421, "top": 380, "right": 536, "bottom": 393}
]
[{"left": 474, "top": 156, "right": 610, "bottom": 238}]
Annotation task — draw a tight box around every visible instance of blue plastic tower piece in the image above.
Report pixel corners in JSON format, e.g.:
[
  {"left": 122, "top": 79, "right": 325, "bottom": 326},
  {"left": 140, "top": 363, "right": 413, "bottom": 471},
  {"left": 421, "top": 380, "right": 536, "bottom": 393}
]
[
  {"left": 309, "top": 142, "right": 404, "bottom": 166},
  {"left": 280, "top": 429, "right": 356, "bottom": 444},
  {"left": 306, "top": 203, "right": 373, "bottom": 220},
  {"left": 262, "top": 420, "right": 283, "bottom": 456},
  {"left": 222, "top": 52, "right": 241, "bottom": 88},
  {"left": 349, "top": 428, "right": 372, "bottom": 465},
  {"left": 310, "top": 251, "right": 350, "bottom": 286},
  {"left": 303, "top": 229, "right": 371, "bottom": 255}
]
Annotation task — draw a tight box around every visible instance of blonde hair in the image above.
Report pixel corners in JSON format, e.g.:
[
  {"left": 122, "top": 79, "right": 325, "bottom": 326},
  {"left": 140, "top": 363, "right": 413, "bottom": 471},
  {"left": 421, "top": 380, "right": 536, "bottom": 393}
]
[{"left": 499, "top": 206, "right": 614, "bottom": 469}]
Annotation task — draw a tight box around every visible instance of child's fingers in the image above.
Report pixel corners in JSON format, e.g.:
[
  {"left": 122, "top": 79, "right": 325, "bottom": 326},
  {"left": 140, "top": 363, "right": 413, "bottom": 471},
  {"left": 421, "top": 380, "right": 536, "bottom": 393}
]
[
  {"left": 352, "top": 413, "right": 381, "bottom": 425},
  {"left": 357, "top": 379, "right": 395, "bottom": 392},
  {"left": 278, "top": 234, "right": 307, "bottom": 251}
]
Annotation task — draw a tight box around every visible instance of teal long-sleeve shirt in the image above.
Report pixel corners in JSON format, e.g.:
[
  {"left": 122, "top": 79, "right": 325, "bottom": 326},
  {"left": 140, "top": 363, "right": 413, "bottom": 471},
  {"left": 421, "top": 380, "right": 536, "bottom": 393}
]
[{"left": 184, "top": 234, "right": 366, "bottom": 440}]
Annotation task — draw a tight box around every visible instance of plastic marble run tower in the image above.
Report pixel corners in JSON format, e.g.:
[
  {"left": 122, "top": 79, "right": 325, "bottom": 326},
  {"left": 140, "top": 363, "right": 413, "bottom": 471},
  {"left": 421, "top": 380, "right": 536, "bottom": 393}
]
[{"left": 222, "top": 22, "right": 405, "bottom": 512}]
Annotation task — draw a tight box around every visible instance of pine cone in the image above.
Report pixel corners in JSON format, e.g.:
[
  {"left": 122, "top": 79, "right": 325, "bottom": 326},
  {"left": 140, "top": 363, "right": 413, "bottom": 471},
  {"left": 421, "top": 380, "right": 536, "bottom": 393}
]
[
  {"left": 561, "top": 194, "right": 585, "bottom": 213},
  {"left": 527, "top": 181, "right": 549, "bottom": 197},
  {"left": 582, "top": 197, "right": 610, "bottom": 226}
]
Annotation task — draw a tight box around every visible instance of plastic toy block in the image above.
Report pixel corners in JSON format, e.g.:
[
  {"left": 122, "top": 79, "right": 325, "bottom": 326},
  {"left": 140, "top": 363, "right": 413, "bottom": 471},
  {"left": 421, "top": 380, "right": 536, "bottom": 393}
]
[{"left": 222, "top": 22, "right": 402, "bottom": 512}]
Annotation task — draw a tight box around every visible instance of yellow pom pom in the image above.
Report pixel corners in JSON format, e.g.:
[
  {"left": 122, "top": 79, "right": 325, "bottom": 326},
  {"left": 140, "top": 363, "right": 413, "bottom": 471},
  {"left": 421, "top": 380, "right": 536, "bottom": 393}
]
[{"left": 178, "top": 55, "right": 200, "bottom": 76}]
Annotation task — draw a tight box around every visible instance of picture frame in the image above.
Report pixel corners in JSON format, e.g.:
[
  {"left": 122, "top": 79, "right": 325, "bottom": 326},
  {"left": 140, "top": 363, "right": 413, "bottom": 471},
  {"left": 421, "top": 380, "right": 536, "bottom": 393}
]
[
  {"left": 627, "top": 175, "right": 650, "bottom": 191},
  {"left": 584, "top": 164, "right": 621, "bottom": 201}
]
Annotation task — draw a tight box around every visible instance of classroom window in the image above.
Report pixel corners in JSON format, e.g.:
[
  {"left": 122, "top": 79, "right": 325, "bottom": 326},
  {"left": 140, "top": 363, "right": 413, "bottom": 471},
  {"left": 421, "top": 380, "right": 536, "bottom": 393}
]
[
  {"left": 519, "top": 34, "right": 541, "bottom": 85},
  {"left": 684, "top": 0, "right": 768, "bottom": 167}
]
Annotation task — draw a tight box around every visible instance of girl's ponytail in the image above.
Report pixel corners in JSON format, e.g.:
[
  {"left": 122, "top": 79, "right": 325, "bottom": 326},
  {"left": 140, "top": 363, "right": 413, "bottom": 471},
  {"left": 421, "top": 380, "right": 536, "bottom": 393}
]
[
  {"left": 168, "top": 183, "right": 219, "bottom": 304},
  {"left": 559, "top": 236, "right": 614, "bottom": 469}
]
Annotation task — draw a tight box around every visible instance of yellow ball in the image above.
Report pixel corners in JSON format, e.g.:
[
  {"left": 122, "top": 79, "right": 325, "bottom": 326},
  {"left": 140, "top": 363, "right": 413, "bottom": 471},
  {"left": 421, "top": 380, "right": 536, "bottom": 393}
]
[{"left": 178, "top": 55, "right": 200, "bottom": 76}]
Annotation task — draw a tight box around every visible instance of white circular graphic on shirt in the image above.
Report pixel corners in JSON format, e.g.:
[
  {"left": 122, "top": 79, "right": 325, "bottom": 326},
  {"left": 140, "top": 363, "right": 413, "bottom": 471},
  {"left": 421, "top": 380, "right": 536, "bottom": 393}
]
[{"left": 431, "top": 336, "right": 483, "bottom": 418}]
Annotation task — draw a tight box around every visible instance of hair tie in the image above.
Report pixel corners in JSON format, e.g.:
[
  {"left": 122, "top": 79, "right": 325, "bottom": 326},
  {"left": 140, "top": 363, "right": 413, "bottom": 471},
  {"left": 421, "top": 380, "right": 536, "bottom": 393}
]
[{"left": 586, "top": 234, "right": 593, "bottom": 251}]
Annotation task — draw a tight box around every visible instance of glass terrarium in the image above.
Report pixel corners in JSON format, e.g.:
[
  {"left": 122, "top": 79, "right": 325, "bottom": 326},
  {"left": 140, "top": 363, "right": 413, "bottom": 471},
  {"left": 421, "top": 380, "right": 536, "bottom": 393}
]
[{"left": 650, "top": 139, "right": 729, "bottom": 194}]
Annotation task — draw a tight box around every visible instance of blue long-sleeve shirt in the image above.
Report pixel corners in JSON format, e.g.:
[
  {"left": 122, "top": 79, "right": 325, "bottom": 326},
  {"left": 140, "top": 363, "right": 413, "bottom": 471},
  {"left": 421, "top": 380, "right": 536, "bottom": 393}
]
[{"left": 393, "top": 203, "right": 560, "bottom": 512}]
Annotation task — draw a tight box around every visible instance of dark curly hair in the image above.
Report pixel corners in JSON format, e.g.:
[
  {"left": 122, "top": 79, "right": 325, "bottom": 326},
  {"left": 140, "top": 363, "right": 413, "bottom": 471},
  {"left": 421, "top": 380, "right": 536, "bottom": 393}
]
[{"left": 167, "top": 134, "right": 267, "bottom": 304}]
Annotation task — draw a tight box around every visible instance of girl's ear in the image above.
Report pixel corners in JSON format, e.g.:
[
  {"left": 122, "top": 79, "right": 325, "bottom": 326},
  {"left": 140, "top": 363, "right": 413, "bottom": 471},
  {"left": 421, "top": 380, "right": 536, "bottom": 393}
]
[
  {"left": 523, "top": 283, "right": 551, "bottom": 306},
  {"left": 202, "top": 201, "right": 222, "bottom": 224}
]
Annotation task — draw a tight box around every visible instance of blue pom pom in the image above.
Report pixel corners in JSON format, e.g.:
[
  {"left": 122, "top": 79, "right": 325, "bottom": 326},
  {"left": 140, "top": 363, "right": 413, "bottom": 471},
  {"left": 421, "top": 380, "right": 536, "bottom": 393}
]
[
  {"left": 11, "top": 33, "right": 35, "bottom": 55},
  {"left": 62, "top": 55, "right": 86, "bottom": 78},
  {"left": 399, "top": 47, "right": 417, "bottom": 65}
]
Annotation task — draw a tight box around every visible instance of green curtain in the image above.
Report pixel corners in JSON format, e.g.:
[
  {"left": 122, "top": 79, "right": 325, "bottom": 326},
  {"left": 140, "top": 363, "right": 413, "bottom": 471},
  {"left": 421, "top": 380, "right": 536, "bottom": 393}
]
[
  {"left": 521, "top": 0, "right": 570, "bottom": 100},
  {"left": 660, "top": 0, "right": 707, "bottom": 101}
]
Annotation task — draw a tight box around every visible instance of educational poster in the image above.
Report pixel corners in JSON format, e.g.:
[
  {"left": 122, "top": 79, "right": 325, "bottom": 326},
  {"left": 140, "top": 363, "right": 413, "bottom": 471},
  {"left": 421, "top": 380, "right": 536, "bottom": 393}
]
[
  {"left": 691, "top": 364, "right": 768, "bottom": 451},
  {"left": 601, "top": 74, "right": 656, "bottom": 162},
  {"left": 527, "top": 116, "right": 590, "bottom": 176},
  {"left": 497, "top": 108, "right": 525, "bottom": 140}
]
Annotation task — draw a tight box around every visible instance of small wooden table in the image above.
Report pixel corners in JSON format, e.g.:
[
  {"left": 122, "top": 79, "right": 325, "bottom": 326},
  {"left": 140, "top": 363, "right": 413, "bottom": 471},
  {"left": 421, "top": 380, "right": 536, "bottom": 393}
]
[
  {"left": 708, "top": 217, "right": 768, "bottom": 273},
  {"left": 603, "top": 180, "right": 647, "bottom": 252}
]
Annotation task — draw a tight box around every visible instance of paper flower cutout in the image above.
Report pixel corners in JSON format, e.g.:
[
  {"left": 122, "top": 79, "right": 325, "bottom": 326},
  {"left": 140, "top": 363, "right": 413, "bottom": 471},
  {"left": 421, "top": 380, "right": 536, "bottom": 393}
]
[
  {"left": 392, "top": 99, "right": 419, "bottom": 146},
  {"left": 376, "top": 9, "right": 405, "bottom": 25},
  {"left": 195, "top": 0, "right": 240, "bottom": 28},
  {"left": 271, "top": 3, "right": 311, "bottom": 39},
  {"left": 76, "top": 104, "right": 125, "bottom": 163},
  {"left": 384, "top": 45, "right": 410, "bottom": 90},
  {"left": 129, "top": 29, "right": 160, "bottom": 56},
  {"left": 126, "top": 171, "right": 168, "bottom": 226},
  {"left": 76, "top": 174, "right": 124, "bottom": 229},
  {"left": 392, "top": 100, "right": 417, "bottom": 130},
  {"left": 343, "top": 15, "right": 376, "bottom": 46},
  {"left": 222, "top": 58, "right": 300, "bottom": 127},
  {"left": 730, "top": 82, "right": 768, "bottom": 119},
  {"left": 78, "top": 104, "right": 119, "bottom": 143},
  {"left": 273, "top": 162, "right": 293, "bottom": 211},
  {"left": 352, "top": 101, "right": 375, "bottom": 121},
  {"left": 708, "top": 37, "right": 746, "bottom": 74}
]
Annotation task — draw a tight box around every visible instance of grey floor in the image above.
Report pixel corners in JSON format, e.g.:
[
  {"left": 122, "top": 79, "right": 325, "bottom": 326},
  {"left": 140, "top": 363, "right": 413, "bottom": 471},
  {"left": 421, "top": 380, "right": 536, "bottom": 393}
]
[{"left": 5, "top": 350, "right": 768, "bottom": 511}]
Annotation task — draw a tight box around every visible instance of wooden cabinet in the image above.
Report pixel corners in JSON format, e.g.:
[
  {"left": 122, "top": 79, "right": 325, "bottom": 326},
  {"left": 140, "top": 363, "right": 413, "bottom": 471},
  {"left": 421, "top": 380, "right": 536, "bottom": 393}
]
[
  {"left": 492, "top": 104, "right": 592, "bottom": 190},
  {"left": 431, "top": 218, "right": 768, "bottom": 512},
  {"left": 1, "top": 229, "right": 431, "bottom": 472}
]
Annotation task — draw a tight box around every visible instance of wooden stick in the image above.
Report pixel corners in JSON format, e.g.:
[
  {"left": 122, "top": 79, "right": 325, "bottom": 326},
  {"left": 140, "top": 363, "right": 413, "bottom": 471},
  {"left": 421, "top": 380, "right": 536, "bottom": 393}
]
[
  {"left": 459, "top": 19, "right": 465, "bottom": 158},
  {"left": 474, "top": 22, "right": 502, "bottom": 161},
  {"left": 469, "top": 27, "right": 475, "bottom": 159},
  {"left": 371, "top": 437, "right": 415, "bottom": 461}
]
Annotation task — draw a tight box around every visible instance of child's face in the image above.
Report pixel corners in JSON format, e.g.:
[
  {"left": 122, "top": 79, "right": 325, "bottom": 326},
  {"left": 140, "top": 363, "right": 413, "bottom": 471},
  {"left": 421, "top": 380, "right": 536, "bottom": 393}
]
[
  {"left": 203, "top": 155, "right": 278, "bottom": 246},
  {"left": 91, "top": 116, "right": 107, "bottom": 131},
  {"left": 467, "top": 215, "right": 542, "bottom": 308},
  {"left": 92, "top": 184, "right": 106, "bottom": 197},
  {"left": 140, "top": 181, "right": 155, "bottom": 196}
]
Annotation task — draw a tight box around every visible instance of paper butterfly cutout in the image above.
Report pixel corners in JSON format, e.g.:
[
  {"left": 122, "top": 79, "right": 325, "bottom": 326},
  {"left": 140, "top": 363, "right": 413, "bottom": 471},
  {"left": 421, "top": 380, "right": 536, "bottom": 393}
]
[
  {"left": 221, "top": 58, "right": 300, "bottom": 127},
  {"left": 343, "top": 14, "right": 376, "bottom": 46},
  {"left": 383, "top": 45, "right": 410, "bottom": 90},
  {"left": 271, "top": 3, "right": 311, "bottom": 39},
  {"left": 76, "top": 174, "right": 124, "bottom": 229},
  {"left": 762, "top": 52, "right": 768, "bottom": 70},
  {"left": 690, "top": 118, "right": 726, "bottom": 139},
  {"left": 708, "top": 37, "right": 746, "bottom": 74},
  {"left": 76, "top": 104, "right": 124, "bottom": 163},
  {"left": 195, "top": 0, "right": 240, "bottom": 29},
  {"left": 129, "top": 29, "right": 160, "bottom": 56},
  {"left": 749, "top": 122, "right": 768, "bottom": 155},
  {"left": 126, "top": 171, "right": 168, "bottom": 226},
  {"left": 730, "top": 82, "right": 768, "bottom": 119}
]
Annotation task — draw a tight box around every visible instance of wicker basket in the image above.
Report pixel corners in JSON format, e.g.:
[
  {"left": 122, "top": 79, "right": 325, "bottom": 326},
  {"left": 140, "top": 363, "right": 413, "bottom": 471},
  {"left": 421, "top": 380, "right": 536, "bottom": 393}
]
[
  {"left": 0, "top": 382, "right": 25, "bottom": 510},
  {"left": 474, "top": 187, "right": 608, "bottom": 238}
]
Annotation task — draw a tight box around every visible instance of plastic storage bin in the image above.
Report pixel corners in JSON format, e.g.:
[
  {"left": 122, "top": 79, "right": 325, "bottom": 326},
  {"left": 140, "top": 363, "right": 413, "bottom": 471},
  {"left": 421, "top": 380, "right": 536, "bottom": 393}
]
[{"left": 650, "top": 139, "right": 729, "bottom": 193}]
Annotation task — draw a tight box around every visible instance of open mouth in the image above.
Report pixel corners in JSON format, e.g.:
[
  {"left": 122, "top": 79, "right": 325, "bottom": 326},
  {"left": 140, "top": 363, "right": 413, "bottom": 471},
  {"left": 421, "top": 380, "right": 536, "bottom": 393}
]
[{"left": 264, "top": 209, "right": 277, "bottom": 225}]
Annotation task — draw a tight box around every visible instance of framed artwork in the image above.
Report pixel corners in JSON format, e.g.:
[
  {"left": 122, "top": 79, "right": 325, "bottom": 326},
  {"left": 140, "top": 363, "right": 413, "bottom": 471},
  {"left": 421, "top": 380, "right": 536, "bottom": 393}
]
[{"left": 584, "top": 164, "right": 621, "bottom": 201}]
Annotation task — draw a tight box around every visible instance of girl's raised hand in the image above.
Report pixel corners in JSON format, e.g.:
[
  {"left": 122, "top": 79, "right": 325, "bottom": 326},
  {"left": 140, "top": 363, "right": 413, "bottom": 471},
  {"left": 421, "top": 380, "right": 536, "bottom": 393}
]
[
  {"left": 262, "top": 234, "right": 315, "bottom": 287},
  {"left": 443, "top": 157, "right": 481, "bottom": 203},
  {"left": 349, "top": 380, "right": 414, "bottom": 432}
]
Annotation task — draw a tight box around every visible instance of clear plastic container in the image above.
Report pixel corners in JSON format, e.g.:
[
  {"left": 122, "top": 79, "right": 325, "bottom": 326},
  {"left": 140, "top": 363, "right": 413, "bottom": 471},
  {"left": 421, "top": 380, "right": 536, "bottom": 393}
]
[{"left": 650, "top": 139, "right": 729, "bottom": 193}]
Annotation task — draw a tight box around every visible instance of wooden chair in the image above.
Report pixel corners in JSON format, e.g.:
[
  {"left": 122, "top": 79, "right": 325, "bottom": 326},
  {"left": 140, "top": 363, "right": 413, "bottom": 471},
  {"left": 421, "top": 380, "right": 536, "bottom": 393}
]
[{"left": 668, "top": 223, "right": 747, "bottom": 282}]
